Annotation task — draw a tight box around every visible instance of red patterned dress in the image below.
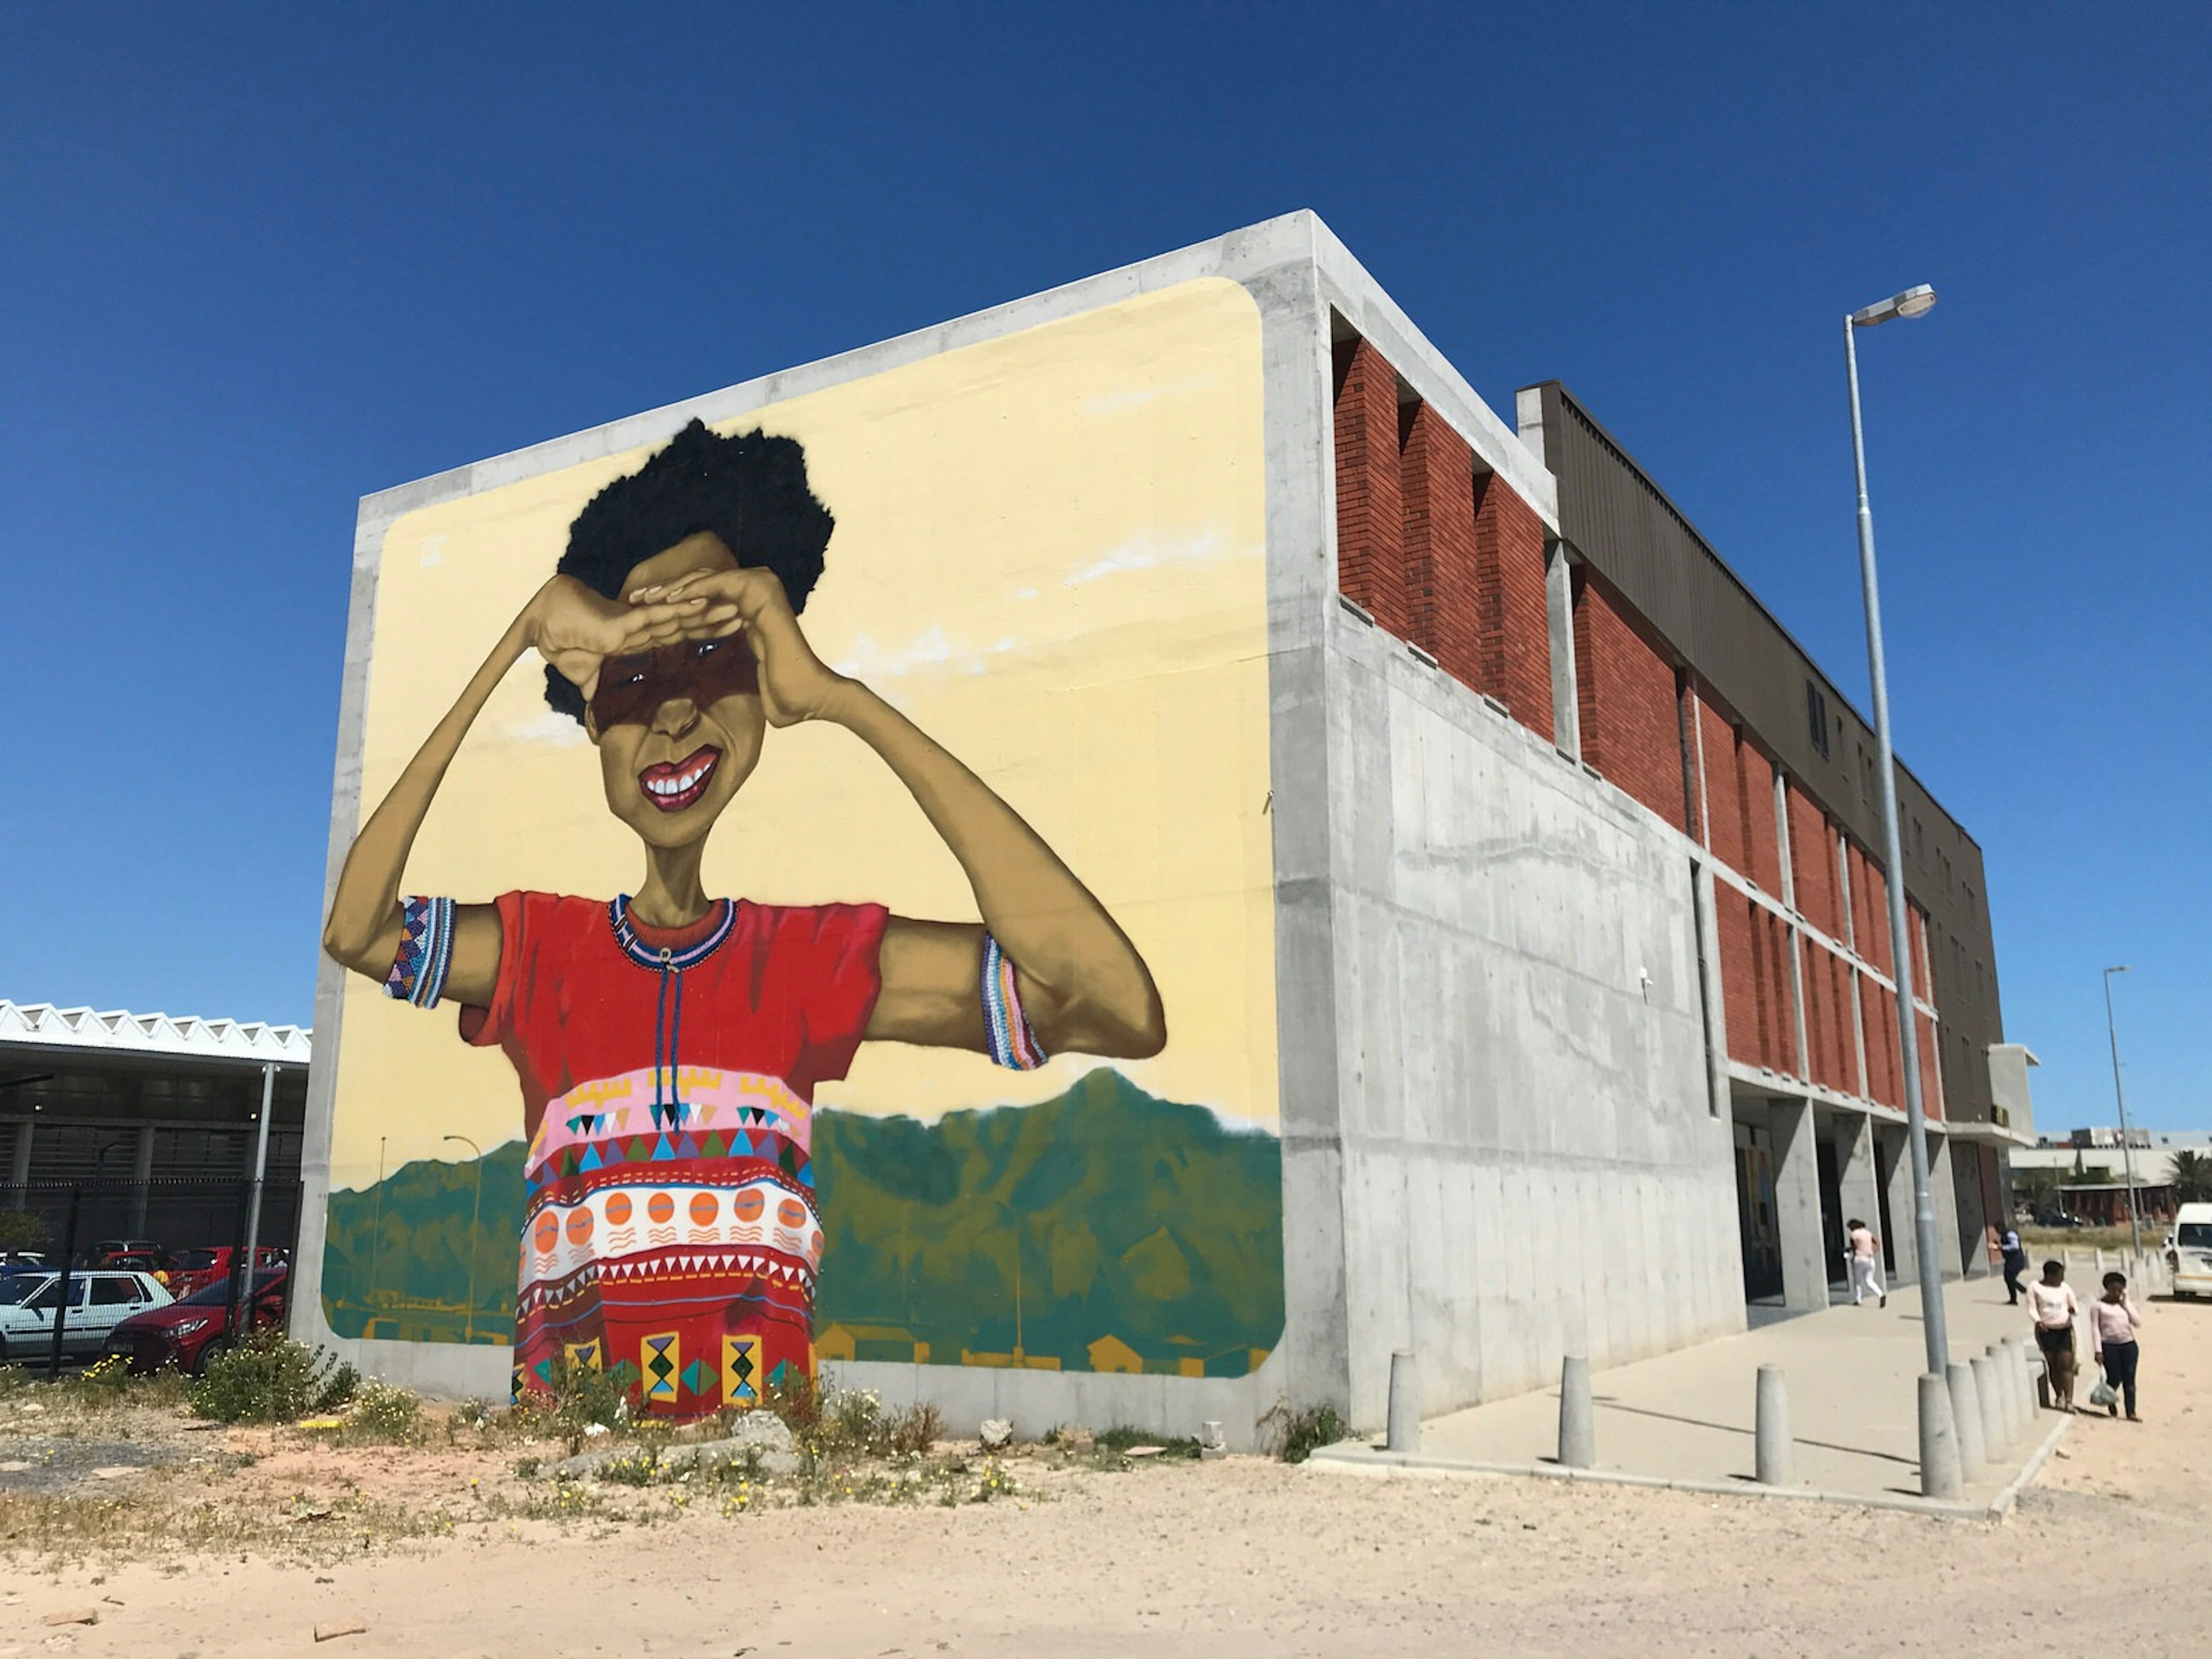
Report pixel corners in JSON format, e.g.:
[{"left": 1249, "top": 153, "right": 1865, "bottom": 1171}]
[{"left": 459, "top": 892, "right": 885, "bottom": 1418}]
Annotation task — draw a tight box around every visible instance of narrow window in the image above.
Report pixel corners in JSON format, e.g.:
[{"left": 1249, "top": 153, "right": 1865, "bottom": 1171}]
[{"left": 1805, "top": 680, "right": 1831, "bottom": 759}]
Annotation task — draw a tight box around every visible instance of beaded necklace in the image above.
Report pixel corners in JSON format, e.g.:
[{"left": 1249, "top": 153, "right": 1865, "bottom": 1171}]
[{"left": 607, "top": 895, "right": 736, "bottom": 1128}]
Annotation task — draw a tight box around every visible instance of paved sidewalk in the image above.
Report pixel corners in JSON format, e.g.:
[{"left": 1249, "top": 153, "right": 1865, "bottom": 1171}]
[{"left": 1346, "top": 1277, "right": 2071, "bottom": 1508}]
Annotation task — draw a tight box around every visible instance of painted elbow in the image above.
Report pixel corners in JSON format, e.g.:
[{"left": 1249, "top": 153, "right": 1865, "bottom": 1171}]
[
  {"left": 1126, "top": 994, "right": 1168, "bottom": 1059},
  {"left": 321, "top": 918, "right": 379, "bottom": 977}
]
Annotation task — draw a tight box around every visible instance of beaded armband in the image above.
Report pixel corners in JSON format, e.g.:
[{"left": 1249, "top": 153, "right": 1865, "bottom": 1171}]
[
  {"left": 981, "top": 933, "right": 1048, "bottom": 1071},
  {"left": 384, "top": 895, "right": 457, "bottom": 1009}
]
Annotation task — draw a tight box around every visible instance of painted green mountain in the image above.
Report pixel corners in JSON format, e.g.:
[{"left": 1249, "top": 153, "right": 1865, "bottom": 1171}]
[{"left": 321, "top": 1067, "right": 1284, "bottom": 1375}]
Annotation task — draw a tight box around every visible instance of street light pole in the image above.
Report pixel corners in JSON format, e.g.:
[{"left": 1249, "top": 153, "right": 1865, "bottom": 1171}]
[
  {"left": 2103, "top": 967, "right": 2143, "bottom": 1261},
  {"left": 443, "top": 1134, "right": 483, "bottom": 1344},
  {"left": 1844, "top": 283, "right": 1948, "bottom": 1381},
  {"left": 982, "top": 1195, "right": 1025, "bottom": 1365}
]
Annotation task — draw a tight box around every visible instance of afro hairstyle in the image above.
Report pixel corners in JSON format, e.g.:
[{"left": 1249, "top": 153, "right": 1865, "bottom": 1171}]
[{"left": 543, "top": 418, "right": 834, "bottom": 721}]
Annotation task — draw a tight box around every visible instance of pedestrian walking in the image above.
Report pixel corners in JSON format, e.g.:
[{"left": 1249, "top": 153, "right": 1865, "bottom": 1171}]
[
  {"left": 1846, "top": 1218, "right": 1886, "bottom": 1308},
  {"left": 2089, "top": 1270, "right": 2143, "bottom": 1422},
  {"left": 2027, "top": 1259, "right": 2081, "bottom": 1412},
  {"left": 2000, "top": 1222, "right": 2029, "bottom": 1305}
]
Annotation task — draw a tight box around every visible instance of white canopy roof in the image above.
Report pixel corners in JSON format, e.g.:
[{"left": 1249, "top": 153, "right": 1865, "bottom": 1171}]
[{"left": 0, "top": 999, "right": 311, "bottom": 1066}]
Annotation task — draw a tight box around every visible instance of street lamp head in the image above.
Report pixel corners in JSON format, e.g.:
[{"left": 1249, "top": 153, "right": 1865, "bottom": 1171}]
[
  {"left": 1850, "top": 284, "right": 1938, "bottom": 327},
  {"left": 2107, "top": 964, "right": 2131, "bottom": 975}
]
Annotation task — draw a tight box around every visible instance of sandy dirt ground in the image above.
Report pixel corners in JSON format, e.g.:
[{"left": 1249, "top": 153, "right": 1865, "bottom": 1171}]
[{"left": 3, "top": 1301, "right": 2207, "bottom": 1658}]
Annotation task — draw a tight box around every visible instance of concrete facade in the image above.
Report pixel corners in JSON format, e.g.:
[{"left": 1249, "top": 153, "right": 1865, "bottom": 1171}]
[{"left": 296, "top": 211, "right": 2010, "bottom": 1442}]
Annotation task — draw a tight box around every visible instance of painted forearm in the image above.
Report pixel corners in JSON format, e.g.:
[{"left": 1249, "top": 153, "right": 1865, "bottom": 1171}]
[
  {"left": 322, "top": 611, "right": 532, "bottom": 969},
  {"left": 824, "top": 679, "right": 1164, "bottom": 1052}
]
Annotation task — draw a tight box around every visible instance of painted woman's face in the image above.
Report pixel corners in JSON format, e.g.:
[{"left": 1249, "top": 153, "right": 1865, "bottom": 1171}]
[{"left": 586, "top": 533, "right": 768, "bottom": 850}]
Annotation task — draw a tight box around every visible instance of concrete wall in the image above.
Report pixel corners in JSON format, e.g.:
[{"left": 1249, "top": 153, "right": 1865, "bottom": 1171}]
[{"left": 1312, "top": 609, "right": 1741, "bottom": 1429}]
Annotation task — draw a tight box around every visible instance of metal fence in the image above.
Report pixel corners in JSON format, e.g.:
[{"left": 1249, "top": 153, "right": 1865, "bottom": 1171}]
[{"left": 2, "top": 1175, "right": 303, "bottom": 1372}]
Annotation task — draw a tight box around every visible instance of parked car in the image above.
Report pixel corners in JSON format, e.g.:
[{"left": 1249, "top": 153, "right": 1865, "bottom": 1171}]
[
  {"left": 77, "top": 1238, "right": 165, "bottom": 1268},
  {"left": 0, "top": 1270, "right": 173, "bottom": 1365},
  {"left": 0, "top": 1252, "right": 49, "bottom": 1275},
  {"left": 100, "top": 1251, "right": 180, "bottom": 1285},
  {"left": 2166, "top": 1202, "right": 2212, "bottom": 1300},
  {"left": 107, "top": 1267, "right": 287, "bottom": 1375},
  {"left": 169, "top": 1245, "right": 286, "bottom": 1300}
]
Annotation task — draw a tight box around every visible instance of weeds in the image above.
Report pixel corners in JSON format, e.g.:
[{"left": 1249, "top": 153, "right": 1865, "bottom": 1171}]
[
  {"left": 187, "top": 1330, "right": 359, "bottom": 1425},
  {"left": 346, "top": 1381, "right": 424, "bottom": 1444},
  {"left": 505, "top": 1358, "right": 639, "bottom": 1455},
  {"left": 1260, "top": 1403, "right": 1345, "bottom": 1464}
]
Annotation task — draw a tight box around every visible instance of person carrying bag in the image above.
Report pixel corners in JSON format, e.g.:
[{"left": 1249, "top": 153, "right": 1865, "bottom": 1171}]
[{"left": 2088, "top": 1270, "right": 2143, "bottom": 1421}]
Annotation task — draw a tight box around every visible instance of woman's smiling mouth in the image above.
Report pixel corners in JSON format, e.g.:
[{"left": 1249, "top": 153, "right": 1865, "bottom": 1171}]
[{"left": 637, "top": 746, "right": 721, "bottom": 812}]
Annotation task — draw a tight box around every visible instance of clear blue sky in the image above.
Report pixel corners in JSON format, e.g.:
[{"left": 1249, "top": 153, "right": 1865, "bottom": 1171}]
[{"left": 3, "top": 5, "right": 2205, "bottom": 1130}]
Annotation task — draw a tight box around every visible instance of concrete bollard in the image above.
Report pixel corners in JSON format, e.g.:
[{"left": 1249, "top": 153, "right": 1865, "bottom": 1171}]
[
  {"left": 1946, "top": 1362, "right": 1986, "bottom": 1482},
  {"left": 1918, "top": 1372, "right": 1962, "bottom": 1501},
  {"left": 1970, "top": 1353, "right": 2005, "bottom": 1462},
  {"left": 1385, "top": 1351, "right": 1420, "bottom": 1455},
  {"left": 1986, "top": 1343, "right": 2020, "bottom": 1449},
  {"left": 1558, "top": 1355, "right": 1595, "bottom": 1469},
  {"left": 1754, "top": 1365, "right": 1792, "bottom": 1486},
  {"left": 2016, "top": 1337, "right": 2046, "bottom": 1422}
]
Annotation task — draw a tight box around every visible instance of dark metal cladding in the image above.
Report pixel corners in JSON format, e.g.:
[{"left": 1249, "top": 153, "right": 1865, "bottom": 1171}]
[{"left": 1529, "top": 381, "right": 2003, "bottom": 1125}]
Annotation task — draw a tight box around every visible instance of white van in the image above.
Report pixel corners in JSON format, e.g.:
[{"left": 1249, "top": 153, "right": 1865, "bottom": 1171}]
[{"left": 2167, "top": 1203, "right": 2212, "bottom": 1299}]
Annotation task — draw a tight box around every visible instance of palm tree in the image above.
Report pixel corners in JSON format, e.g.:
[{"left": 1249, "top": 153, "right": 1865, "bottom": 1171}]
[{"left": 2170, "top": 1149, "right": 2212, "bottom": 1206}]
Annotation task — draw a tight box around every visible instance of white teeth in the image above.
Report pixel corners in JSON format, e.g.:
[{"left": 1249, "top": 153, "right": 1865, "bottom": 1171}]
[{"left": 645, "top": 757, "right": 713, "bottom": 798}]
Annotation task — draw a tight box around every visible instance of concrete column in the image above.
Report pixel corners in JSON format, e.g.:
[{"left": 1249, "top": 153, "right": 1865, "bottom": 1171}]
[
  {"left": 1695, "top": 861, "right": 1730, "bottom": 1119},
  {"left": 128, "top": 1124, "right": 156, "bottom": 1236},
  {"left": 1770, "top": 1100, "right": 1829, "bottom": 1313},
  {"left": 1953, "top": 1142, "right": 1991, "bottom": 1280},
  {"left": 1835, "top": 1113, "right": 1880, "bottom": 1290},
  {"left": 5, "top": 1120, "right": 29, "bottom": 1205},
  {"left": 1929, "top": 1134, "right": 1964, "bottom": 1280},
  {"left": 1881, "top": 1127, "right": 1920, "bottom": 1287},
  {"left": 1544, "top": 543, "right": 1580, "bottom": 762}
]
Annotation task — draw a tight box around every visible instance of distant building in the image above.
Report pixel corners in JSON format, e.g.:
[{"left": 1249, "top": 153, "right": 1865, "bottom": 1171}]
[
  {"left": 2010, "top": 1127, "right": 2212, "bottom": 1223},
  {"left": 1, "top": 1000, "right": 309, "bottom": 1259}
]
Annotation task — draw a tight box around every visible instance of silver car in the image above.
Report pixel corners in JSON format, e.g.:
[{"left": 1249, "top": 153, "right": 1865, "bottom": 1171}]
[{"left": 0, "top": 1270, "right": 174, "bottom": 1365}]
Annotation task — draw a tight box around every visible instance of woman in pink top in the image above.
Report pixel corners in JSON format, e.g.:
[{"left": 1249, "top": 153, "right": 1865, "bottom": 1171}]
[{"left": 2089, "top": 1271, "right": 2143, "bottom": 1421}]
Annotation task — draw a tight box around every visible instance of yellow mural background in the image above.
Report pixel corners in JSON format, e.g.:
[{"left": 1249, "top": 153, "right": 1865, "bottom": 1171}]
[{"left": 328, "top": 278, "right": 1275, "bottom": 1191}]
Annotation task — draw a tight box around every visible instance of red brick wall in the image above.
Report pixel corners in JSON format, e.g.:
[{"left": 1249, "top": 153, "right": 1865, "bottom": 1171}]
[
  {"left": 1763, "top": 905, "right": 1797, "bottom": 1077},
  {"left": 1804, "top": 942, "right": 1855, "bottom": 1094},
  {"left": 1333, "top": 338, "right": 1410, "bottom": 638},
  {"left": 1573, "top": 571, "right": 1687, "bottom": 831},
  {"left": 1860, "top": 972, "right": 1901, "bottom": 1109},
  {"left": 1910, "top": 905, "right": 1934, "bottom": 1000},
  {"left": 1694, "top": 692, "right": 1741, "bottom": 867},
  {"left": 1718, "top": 889, "right": 1797, "bottom": 1077},
  {"left": 1786, "top": 787, "right": 1844, "bottom": 942},
  {"left": 1472, "top": 472, "right": 1555, "bottom": 741},
  {"left": 1734, "top": 736, "right": 1781, "bottom": 897},
  {"left": 1718, "top": 891, "right": 1758, "bottom": 1069},
  {"left": 1339, "top": 339, "right": 1557, "bottom": 745},
  {"left": 1399, "top": 404, "right": 1479, "bottom": 684},
  {"left": 1917, "top": 1010, "right": 1944, "bottom": 1121},
  {"left": 1849, "top": 844, "right": 1893, "bottom": 976}
]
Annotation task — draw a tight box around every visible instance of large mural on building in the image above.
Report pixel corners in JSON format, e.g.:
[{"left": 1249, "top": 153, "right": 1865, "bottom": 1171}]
[{"left": 317, "top": 281, "right": 1281, "bottom": 1416}]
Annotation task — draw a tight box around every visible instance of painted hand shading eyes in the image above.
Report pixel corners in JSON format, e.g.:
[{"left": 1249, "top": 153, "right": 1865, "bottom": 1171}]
[{"left": 627, "top": 566, "right": 846, "bottom": 727}]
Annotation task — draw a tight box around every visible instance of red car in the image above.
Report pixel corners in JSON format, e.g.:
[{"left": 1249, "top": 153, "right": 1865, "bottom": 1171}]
[
  {"left": 105, "top": 1267, "right": 288, "bottom": 1375},
  {"left": 168, "top": 1245, "right": 285, "bottom": 1300}
]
